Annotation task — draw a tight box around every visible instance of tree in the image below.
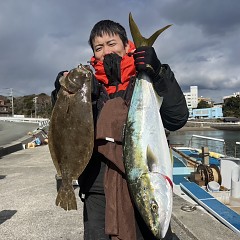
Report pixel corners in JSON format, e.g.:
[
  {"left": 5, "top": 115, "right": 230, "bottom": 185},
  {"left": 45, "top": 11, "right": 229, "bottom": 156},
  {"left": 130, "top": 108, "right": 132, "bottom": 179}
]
[
  {"left": 12, "top": 94, "right": 52, "bottom": 118},
  {"left": 197, "top": 100, "right": 211, "bottom": 109},
  {"left": 223, "top": 96, "right": 240, "bottom": 117}
]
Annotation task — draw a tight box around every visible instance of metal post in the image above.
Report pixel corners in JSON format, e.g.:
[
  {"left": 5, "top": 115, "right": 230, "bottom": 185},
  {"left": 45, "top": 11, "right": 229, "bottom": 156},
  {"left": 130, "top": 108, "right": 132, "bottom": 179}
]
[
  {"left": 10, "top": 88, "right": 14, "bottom": 117},
  {"left": 33, "top": 97, "right": 38, "bottom": 118},
  {"left": 202, "top": 146, "right": 209, "bottom": 165}
]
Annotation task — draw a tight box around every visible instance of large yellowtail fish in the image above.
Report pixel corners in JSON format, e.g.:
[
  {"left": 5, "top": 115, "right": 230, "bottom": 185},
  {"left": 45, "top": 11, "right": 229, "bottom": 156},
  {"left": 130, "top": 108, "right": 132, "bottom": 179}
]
[
  {"left": 48, "top": 64, "right": 94, "bottom": 210},
  {"left": 123, "top": 13, "right": 173, "bottom": 238}
]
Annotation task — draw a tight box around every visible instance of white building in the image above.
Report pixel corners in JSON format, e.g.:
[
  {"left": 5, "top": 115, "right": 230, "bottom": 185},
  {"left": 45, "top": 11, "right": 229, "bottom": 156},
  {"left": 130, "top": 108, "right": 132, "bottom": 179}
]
[
  {"left": 183, "top": 86, "right": 198, "bottom": 109},
  {"left": 223, "top": 92, "right": 240, "bottom": 100}
]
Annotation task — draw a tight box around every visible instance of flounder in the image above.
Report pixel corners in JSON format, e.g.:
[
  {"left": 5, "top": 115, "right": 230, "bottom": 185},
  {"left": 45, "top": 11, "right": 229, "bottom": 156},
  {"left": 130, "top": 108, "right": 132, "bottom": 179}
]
[{"left": 48, "top": 64, "right": 94, "bottom": 210}]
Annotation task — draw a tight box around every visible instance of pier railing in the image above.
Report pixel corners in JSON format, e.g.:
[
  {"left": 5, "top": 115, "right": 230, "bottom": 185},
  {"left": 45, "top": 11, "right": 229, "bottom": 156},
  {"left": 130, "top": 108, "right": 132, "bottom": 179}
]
[
  {"left": 189, "top": 135, "right": 240, "bottom": 158},
  {"left": 235, "top": 142, "right": 240, "bottom": 158},
  {"left": 188, "top": 134, "right": 226, "bottom": 156},
  {"left": 0, "top": 116, "right": 50, "bottom": 128}
]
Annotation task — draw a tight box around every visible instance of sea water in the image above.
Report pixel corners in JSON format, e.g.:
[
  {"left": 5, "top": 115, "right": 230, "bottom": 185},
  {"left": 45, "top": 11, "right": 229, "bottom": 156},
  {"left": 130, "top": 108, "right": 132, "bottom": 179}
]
[{"left": 168, "top": 129, "right": 240, "bottom": 158}]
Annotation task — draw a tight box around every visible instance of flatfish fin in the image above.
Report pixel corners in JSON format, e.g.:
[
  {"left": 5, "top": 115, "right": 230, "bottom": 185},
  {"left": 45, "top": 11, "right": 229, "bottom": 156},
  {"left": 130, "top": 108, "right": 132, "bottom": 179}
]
[{"left": 56, "top": 180, "right": 77, "bottom": 210}]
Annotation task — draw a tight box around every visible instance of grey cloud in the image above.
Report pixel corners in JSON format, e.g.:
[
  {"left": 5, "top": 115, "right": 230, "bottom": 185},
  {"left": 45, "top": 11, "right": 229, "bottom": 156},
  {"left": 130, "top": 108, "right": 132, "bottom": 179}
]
[
  {"left": 0, "top": 0, "right": 239, "bottom": 103},
  {"left": 160, "top": 0, "right": 240, "bottom": 36}
]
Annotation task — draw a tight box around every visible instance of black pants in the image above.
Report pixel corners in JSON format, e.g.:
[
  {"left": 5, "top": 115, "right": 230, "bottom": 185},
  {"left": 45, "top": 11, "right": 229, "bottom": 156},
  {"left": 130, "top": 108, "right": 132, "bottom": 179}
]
[
  {"left": 82, "top": 193, "right": 175, "bottom": 240},
  {"left": 83, "top": 193, "right": 110, "bottom": 240}
]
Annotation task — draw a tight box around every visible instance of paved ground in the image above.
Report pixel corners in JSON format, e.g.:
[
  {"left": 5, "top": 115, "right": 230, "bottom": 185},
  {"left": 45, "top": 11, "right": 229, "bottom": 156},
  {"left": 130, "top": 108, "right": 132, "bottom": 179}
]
[
  {"left": 0, "top": 145, "right": 239, "bottom": 240},
  {"left": 0, "top": 145, "right": 83, "bottom": 240},
  {"left": 0, "top": 122, "right": 39, "bottom": 146}
]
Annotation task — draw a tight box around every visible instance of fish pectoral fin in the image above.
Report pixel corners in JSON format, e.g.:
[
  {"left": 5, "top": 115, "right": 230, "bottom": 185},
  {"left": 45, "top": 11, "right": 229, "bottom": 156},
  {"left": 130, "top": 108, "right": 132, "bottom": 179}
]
[{"left": 146, "top": 145, "right": 158, "bottom": 172}]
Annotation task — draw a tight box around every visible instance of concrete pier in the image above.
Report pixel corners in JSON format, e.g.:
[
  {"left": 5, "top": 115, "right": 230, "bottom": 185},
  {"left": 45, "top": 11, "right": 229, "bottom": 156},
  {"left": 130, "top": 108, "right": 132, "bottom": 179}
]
[{"left": 0, "top": 145, "right": 239, "bottom": 239}]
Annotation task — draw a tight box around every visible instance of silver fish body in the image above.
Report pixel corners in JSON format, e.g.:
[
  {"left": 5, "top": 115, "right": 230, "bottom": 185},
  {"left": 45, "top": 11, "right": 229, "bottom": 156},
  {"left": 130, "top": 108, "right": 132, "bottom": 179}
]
[
  {"left": 123, "top": 72, "right": 173, "bottom": 238},
  {"left": 48, "top": 64, "right": 94, "bottom": 211}
]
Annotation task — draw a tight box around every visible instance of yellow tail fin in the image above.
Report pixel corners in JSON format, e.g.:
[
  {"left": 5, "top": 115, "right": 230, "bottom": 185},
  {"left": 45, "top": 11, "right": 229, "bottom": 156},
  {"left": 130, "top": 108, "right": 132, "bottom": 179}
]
[{"left": 129, "top": 12, "right": 172, "bottom": 47}]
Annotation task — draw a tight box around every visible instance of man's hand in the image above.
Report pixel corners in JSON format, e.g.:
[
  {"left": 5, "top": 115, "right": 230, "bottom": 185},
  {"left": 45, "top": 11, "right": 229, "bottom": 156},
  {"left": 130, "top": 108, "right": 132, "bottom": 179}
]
[
  {"left": 133, "top": 46, "right": 161, "bottom": 79},
  {"left": 103, "top": 53, "right": 122, "bottom": 85}
]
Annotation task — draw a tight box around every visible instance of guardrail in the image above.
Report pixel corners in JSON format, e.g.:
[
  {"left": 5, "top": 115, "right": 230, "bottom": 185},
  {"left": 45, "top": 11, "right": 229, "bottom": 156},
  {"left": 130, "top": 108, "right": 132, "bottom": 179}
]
[
  {"left": 235, "top": 142, "right": 240, "bottom": 158},
  {"left": 0, "top": 117, "right": 50, "bottom": 128},
  {"left": 188, "top": 134, "right": 226, "bottom": 156}
]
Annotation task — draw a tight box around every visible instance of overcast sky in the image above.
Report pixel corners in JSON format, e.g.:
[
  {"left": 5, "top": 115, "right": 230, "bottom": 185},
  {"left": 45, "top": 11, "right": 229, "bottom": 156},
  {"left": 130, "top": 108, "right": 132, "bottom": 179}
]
[{"left": 0, "top": 0, "right": 239, "bottom": 102}]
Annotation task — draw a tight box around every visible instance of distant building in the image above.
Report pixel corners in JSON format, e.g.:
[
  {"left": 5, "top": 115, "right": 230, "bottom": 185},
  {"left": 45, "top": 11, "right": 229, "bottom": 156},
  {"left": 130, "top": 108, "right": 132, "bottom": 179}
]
[
  {"left": 198, "top": 96, "right": 213, "bottom": 106},
  {"left": 183, "top": 86, "right": 225, "bottom": 119},
  {"left": 223, "top": 92, "right": 240, "bottom": 100},
  {"left": 183, "top": 86, "right": 198, "bottom": 109},
  {"left": 192, "top": 106, "right": 223, "bottom": 119},
  {"left": 0, "top": 96, "right": 10, "bottom": 115},
  {"left": 213, "top": 102, "right": 223, "bottom": 108}
]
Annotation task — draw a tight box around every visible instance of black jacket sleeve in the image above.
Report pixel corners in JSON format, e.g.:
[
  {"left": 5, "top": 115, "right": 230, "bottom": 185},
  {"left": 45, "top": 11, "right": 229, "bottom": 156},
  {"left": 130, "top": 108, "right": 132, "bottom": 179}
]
[
  {"left": 152, "top": 64, "right": 189, "bottom": 131},
  {"left": 51, "top": 70, "right": 68, "bottom": 107}
]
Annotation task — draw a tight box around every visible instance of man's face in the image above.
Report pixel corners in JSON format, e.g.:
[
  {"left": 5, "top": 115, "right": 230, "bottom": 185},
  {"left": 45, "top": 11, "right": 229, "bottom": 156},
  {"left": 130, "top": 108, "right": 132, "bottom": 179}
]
[{"left": 92, "top": 33, "right": 129, "bottom": 62}]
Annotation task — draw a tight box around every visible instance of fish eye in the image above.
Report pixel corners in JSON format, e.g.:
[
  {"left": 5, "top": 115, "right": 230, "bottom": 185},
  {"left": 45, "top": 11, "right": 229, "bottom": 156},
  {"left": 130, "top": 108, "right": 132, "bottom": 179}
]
[
  {"left": 86, "top": 72, "right": 92, "bottom": 78},
  {"left": 151, "top": 204, "right": 158, "bottom": 212},
  {"left": 151, "top": 200, "right": 158, "bottom": 213}
]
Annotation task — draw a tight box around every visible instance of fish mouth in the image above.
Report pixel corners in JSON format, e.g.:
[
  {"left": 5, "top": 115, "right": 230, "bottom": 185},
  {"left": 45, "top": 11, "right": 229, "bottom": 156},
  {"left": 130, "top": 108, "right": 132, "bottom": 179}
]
[
  {"left": 151, "top": 227, "right": 161, "bottom": 239},
  {"left": 137, "top": 172, "right": 172, "bottom": 238},
  {"left": 77, "top": 64, "right": 92, "bottom": 80}
]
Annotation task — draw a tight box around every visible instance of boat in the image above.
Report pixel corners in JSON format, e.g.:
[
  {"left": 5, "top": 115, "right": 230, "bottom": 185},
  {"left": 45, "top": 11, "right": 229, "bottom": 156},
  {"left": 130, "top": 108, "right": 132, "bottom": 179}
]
[
  {"left": 210, "top": 122, "right": 240, "bottom": 131},
  {"left": 171, "top": 134, "right": 240, "bottom": 236}
]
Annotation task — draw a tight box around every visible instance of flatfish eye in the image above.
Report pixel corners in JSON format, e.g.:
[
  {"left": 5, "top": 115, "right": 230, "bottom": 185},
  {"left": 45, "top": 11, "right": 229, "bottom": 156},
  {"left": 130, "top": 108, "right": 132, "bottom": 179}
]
[{"left": 86, "top": 71, "right": 92, "bottom": 79}]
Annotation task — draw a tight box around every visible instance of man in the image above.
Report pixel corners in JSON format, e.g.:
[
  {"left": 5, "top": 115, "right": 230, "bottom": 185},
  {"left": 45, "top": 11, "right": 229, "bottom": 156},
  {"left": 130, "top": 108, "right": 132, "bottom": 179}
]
[{"left": 52, "top": 20, "right": 188, "bottom": 240}]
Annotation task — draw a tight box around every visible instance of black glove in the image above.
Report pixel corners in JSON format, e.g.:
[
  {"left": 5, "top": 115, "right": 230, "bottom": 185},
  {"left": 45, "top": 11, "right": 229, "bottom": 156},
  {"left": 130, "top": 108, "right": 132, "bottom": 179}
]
[
  {"left": 133, "top": 46, "right": 161, "bottom": 79},
  {"left": 103, "top": 53, "right": 122, "bottom": 86}
]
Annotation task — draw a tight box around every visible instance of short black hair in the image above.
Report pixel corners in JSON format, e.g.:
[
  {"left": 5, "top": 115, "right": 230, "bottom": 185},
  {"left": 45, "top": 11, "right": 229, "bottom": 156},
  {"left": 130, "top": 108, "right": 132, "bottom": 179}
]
[{"left": 88, "top": 20, "right": 128, "bottom": 50}]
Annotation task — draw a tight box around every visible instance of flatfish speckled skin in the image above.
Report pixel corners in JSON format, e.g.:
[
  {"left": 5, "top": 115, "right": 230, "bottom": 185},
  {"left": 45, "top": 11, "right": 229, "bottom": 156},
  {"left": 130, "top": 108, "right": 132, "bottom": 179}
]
[{"left": 48, "top": 64, "right": 94, "bottom": 210}]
